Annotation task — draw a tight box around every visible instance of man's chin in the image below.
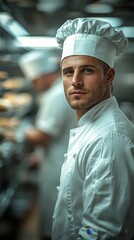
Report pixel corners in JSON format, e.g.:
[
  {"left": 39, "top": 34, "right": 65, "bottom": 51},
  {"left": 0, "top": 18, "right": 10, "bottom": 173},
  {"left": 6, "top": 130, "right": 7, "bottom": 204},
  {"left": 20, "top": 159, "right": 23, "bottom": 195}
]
[{"left": 69, "top": 103, "right": 83, "bottom": 110}]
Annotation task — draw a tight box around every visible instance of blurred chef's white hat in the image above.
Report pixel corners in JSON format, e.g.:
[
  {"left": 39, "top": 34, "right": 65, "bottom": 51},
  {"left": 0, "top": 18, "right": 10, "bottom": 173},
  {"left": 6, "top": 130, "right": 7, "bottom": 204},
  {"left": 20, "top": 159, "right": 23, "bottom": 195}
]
[
  {"left": 19, "top": 48, "right": 61, "bottom": 81},
  {"left": 56, "top": 18, "right": 128, "bottom": 67}
]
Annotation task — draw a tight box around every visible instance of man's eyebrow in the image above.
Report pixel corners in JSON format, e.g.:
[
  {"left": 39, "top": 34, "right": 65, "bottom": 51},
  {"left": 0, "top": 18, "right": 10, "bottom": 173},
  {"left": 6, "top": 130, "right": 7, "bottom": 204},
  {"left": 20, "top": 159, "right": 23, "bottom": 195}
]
[
  {"left": 79, "top": 64, "right": 96, "bottom": 68},
  {"left": 62, "top": 64, "right": 96, "bottom": 71},
  {"left": 62, "top": 66, "right": 73, "bottom": 72}
]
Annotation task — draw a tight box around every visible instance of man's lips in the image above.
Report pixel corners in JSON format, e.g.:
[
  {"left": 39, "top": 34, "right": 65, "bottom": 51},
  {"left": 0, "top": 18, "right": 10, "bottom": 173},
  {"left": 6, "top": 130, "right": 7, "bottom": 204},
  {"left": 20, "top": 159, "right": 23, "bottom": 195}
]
[{"left": 70, "top": 90, "right": 87, "bottom": 95}]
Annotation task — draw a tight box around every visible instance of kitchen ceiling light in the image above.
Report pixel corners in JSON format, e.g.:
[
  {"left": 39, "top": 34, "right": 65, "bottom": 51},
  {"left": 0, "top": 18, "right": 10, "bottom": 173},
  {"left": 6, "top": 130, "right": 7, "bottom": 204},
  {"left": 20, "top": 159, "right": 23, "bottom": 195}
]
[
  {"left": 0, "top": 12, "right": 29, "bottom": 37},
  {"left": 15, "top": 36, "right": 59, "bottom": 48}
]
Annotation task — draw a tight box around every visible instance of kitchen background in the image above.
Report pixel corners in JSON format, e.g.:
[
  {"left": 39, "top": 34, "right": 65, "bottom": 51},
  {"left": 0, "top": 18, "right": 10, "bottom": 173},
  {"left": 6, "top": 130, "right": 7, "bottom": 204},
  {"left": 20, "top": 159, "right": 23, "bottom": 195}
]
[{"left": 0, "top": 0, "right": 134, "bottom": 240}]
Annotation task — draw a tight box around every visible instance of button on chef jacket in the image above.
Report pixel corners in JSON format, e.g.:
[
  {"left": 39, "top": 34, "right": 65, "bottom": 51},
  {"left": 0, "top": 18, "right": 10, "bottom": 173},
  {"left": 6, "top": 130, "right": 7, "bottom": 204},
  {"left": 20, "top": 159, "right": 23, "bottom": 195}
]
[{"left": 52, "top": 96, "right": 134, "bottom": 240}]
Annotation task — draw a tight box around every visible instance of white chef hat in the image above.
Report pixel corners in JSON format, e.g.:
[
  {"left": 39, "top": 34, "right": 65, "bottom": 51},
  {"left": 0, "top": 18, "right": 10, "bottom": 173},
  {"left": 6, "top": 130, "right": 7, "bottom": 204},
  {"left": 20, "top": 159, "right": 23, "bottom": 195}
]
[
  {"left": 56, "top": 18, "right": 128, "bottom": 67},
  {"left": 19, "top": 48, "right": 61, "bottom": 81}
]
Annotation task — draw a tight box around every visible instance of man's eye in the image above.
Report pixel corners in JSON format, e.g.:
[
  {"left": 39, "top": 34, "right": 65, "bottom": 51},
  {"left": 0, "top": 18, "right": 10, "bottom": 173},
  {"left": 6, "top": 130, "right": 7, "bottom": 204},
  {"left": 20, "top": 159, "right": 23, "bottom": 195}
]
[
  {"left": 83, "top": 68, "right": 93, "bottom": 74},
  {"left": 63, "top": 70, "right": 73, "bottom": 77}
]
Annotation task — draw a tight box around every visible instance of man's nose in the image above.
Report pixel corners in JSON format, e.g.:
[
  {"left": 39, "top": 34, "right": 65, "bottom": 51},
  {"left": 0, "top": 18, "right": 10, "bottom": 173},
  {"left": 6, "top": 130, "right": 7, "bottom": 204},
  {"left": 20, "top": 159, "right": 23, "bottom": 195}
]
[{"left": 71, "top": 72, "right": 83, "bottom": 87}]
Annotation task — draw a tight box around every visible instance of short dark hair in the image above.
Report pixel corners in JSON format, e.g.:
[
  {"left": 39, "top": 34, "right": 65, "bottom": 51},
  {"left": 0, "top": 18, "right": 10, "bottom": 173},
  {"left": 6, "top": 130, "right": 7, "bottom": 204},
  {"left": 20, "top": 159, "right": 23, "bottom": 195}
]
[
  {"left": 102, "top": 61, "right": 110, "bottom": 74},
  {"left": 101, "top": 60, "right": 113, "bottom": 92}
]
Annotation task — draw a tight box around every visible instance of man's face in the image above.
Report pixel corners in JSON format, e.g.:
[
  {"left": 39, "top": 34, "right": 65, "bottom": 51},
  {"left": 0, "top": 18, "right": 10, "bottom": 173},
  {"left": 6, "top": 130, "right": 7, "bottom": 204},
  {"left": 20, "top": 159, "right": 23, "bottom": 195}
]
[
  {"left": 61, "top": 55, "right": 114, "bottom": 119},
  {"left": 32, "top": 74, "right": 50, "bottom": 92}
]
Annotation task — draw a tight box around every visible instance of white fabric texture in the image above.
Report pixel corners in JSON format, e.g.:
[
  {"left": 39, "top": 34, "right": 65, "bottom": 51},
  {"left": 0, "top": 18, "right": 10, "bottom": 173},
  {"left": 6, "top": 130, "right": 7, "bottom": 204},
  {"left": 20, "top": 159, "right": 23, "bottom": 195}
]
[
  {"left": 52, "top": 97, "right": 134, "bottom": 240},
  {"left": 56, "top": 18, "right": 128, "bottom": 66},
  {"left": 19, "top": 48, "right": 61, "bottom": 80}
]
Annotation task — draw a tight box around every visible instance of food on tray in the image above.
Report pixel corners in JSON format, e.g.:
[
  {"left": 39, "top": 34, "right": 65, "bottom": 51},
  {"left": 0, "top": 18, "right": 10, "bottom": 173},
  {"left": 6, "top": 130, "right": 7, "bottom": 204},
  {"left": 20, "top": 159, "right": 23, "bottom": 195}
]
[
  {"left": 3, "top": 93, "right": 32, "bottom": 108},
  {"left": 2, "top": 78, "right": 23, "bottom": 89},
  {"left": 0, "top": 98, "right": 13, "bottom": 111},
  {"left": 0, "top": 117, "right": 20, "bottom": 128},
  {"left": 0, "top": 71, "right": 8, "bottom": 79}
]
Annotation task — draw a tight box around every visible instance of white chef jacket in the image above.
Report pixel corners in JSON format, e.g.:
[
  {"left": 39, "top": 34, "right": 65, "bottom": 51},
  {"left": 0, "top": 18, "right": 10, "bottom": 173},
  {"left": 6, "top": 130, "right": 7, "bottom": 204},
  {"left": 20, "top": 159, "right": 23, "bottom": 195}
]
[
  {"left": 52, "top": 96, "right": 134, "bottom": 240},
  {"left": 35, "top": 79, "right": 76, "bottom": 236}
]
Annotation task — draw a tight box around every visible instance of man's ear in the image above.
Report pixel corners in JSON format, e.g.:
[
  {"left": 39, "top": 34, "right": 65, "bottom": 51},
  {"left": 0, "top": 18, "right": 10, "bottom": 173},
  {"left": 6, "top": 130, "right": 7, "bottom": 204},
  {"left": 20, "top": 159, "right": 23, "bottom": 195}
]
[{"left": 106, "top": 68, "right": 115, "bottom": 83}]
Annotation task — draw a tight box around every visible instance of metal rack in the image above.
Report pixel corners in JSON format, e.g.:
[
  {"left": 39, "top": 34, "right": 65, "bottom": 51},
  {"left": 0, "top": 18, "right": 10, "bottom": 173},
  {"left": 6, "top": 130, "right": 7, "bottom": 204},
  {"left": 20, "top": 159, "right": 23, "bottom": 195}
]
[{"left": 0, "top": 66, "right": 38, "bottom": 223}]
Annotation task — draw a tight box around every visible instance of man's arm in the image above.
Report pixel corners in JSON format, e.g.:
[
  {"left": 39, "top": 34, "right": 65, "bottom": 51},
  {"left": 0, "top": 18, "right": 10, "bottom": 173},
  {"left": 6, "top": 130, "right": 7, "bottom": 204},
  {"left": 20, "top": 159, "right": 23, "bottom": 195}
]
[{"left": 25, "top": 127, "right": 51, "bottom": 146}]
